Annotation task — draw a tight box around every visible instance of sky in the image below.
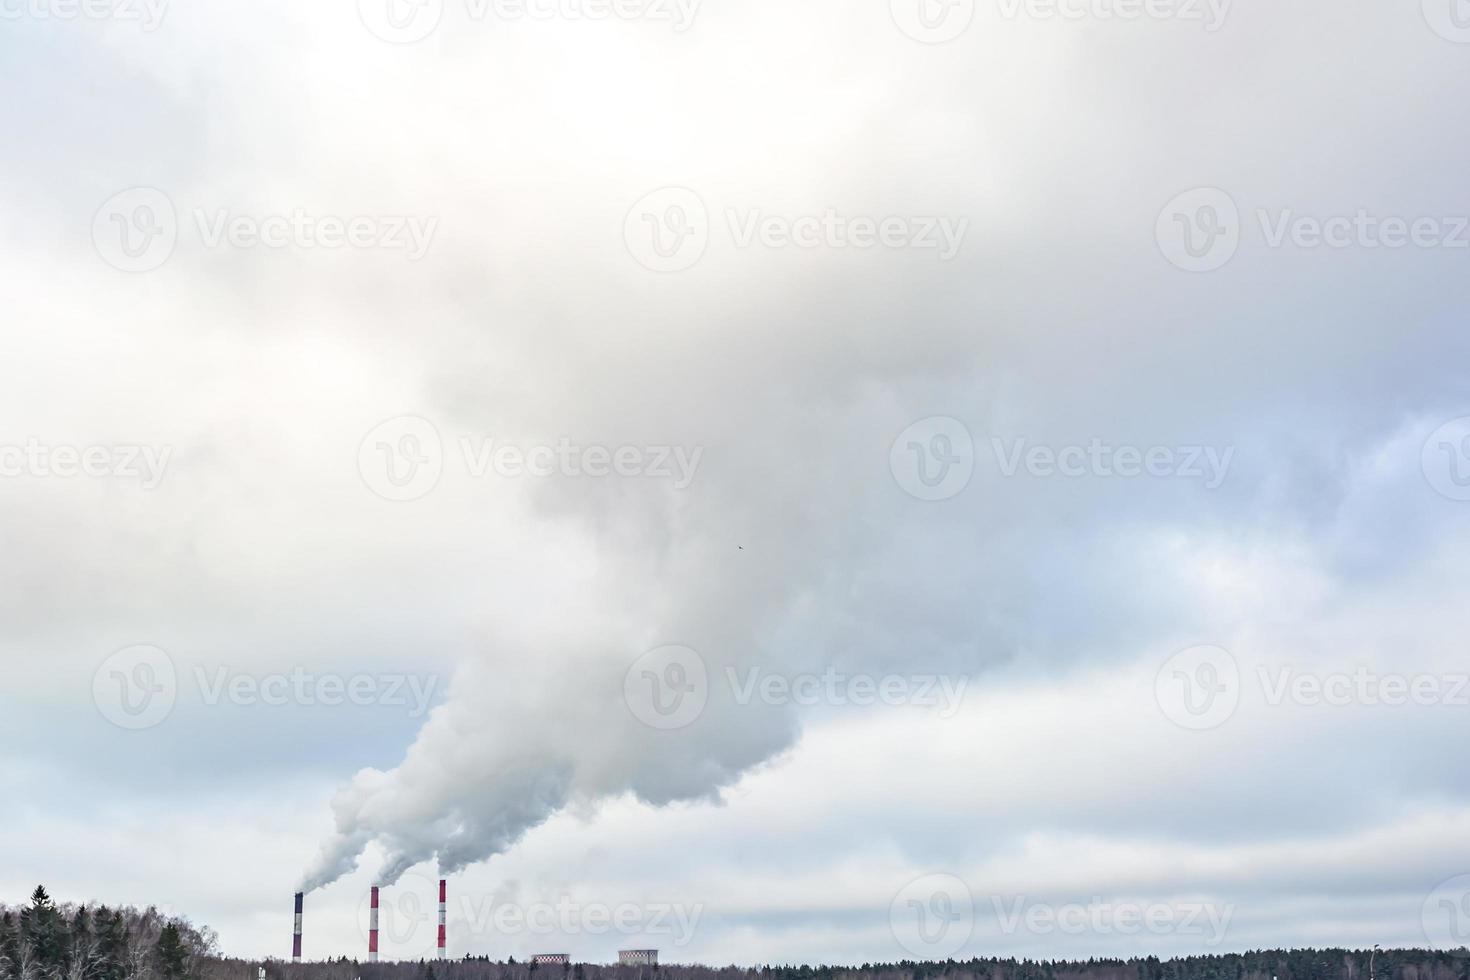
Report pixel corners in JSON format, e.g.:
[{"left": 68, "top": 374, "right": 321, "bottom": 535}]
[{"left": 3, "top": 0, "right": 1470, "bottom": 967}]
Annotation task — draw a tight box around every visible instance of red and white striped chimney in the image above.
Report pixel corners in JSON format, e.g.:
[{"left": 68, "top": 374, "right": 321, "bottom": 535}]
[
  {"left": 292, "top": 892, "right": 303, "bottom": 963},
  {"left": 437, "top": 879, "right": 447, "bottom": 960},
  {"left": 368, "top": 886, "right": 380, "bottom": 963}
]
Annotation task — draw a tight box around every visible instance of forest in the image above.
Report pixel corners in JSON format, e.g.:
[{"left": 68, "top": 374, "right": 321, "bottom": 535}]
[
  {"left": 6, "top": 887, "right": 1468, "bottom": 980},
  {"left": 0, "top": 887, "right": 217, "bottom": 980}
]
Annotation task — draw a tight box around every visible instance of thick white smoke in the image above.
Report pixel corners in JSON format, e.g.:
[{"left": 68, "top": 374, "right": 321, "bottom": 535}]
[
  {"left": 298, "top": 500, "right": 821, "bottom": 893},
  {"left": 300, "top": 625, "right": 809, "bottom": 891}
]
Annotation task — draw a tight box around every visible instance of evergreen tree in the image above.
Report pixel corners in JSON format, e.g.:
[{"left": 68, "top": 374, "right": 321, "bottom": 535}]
[
  {"left": 20, "top": 887, "right": 64, "bottom": 974},
  {"left": 92, "top": 909, "right": 125, "bottom": 980},
  {"left": 153, "top": 925, "right": 186, "bottom": 980}
]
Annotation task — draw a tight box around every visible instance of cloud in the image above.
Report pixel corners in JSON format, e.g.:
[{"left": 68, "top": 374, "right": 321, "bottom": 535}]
[{"left": 2, "top": 0, "right": 1469, "bottom": 961}]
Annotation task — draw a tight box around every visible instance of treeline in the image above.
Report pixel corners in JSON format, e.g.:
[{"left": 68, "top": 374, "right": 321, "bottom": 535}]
[
  {"left": 210, "top": 949, "right": 1470, "bottom": 980},
  {"left": 9, "top": 889, "right": 1470, "bottom": 980},
  {"left": 0, "top": 887, "right": 218, "bottom": 980}
]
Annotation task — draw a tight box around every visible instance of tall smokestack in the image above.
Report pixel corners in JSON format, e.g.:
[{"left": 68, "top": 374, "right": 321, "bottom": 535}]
[
  {"left": 437, "top": 879, "right": 447, "bottom": 960},
  {"left": 292, "top": 892, "right": 303, "bottom": 963},
  {"left": 369, "top": 886, "right": 380, "bottom": 963}
]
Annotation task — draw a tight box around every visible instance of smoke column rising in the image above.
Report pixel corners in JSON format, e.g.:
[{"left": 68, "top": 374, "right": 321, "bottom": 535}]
[{"left": 299, "top": 513, "right": 818, "bottom": 893}]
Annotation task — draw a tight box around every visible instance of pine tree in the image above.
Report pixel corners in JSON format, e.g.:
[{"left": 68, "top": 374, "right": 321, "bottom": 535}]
[
  {"left": 92, "top": 910, "right": 125, "bottom": 980},
  {"left": 21, "top": 886, "right": 64, "bottom": 974},
  {"left": 153, "top": 925, "right": 186, "bottom": 980}
]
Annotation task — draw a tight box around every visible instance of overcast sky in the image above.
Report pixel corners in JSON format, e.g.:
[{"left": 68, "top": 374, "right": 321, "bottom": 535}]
[{"left": 3, "top": 0, "right": 1470, "bottom": 967}]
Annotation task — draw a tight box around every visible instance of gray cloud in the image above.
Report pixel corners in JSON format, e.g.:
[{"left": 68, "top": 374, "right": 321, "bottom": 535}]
[{"left": 3, "top": 0, "right": 1469, "bottom": 961}]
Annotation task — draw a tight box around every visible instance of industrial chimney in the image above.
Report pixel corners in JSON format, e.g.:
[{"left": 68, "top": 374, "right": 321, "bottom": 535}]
[
  {"left": 437, "top": 879, "right": 447, "bottom": 960},
  {"left": 368, "top": 886, "right": 380, "bottom": 963},
  {"left": 291, "top": 893, "right": 303, "bottom": 963}
]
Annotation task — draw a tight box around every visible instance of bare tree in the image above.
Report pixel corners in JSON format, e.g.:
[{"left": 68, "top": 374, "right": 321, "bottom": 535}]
[
  {"left": 12, "top": 940, "right": 48, "bottom": 980},
  {"left": 66, "top": 927, "right": 100, "bottom": 980}
]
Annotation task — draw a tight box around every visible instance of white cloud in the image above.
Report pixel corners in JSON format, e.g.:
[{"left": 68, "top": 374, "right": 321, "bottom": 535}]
[{"left": 2, "top": 0, "right": 1468, "bottom": 965}]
